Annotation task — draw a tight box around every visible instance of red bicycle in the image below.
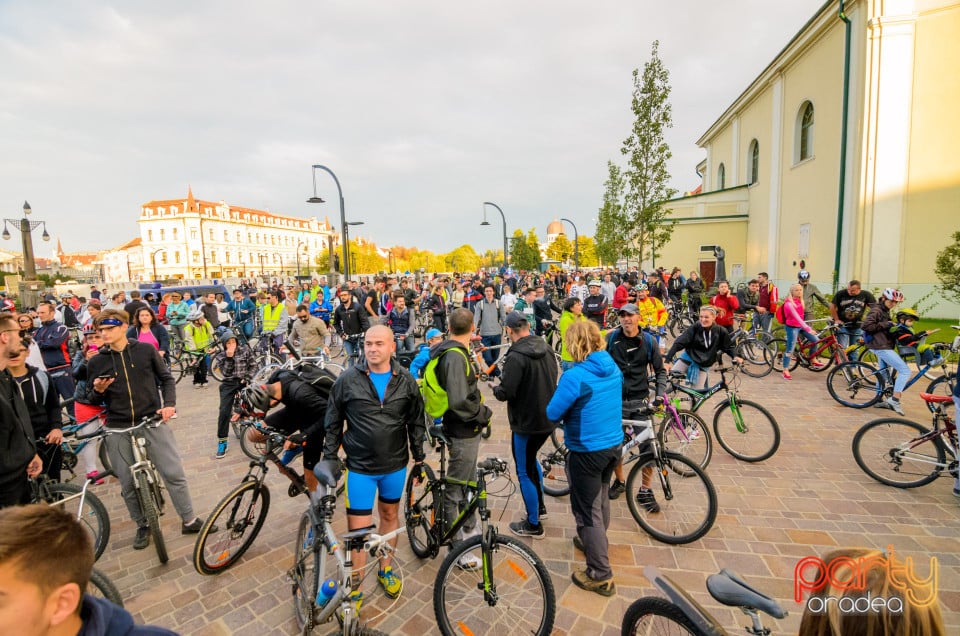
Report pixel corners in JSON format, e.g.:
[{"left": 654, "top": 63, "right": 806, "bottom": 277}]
[{"left": 770, "top": 322, "right": 848, "bottom": 373}]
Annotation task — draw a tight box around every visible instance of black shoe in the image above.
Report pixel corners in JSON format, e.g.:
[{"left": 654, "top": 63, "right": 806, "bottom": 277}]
[
  {"left": 636, "top": 488, "right": 661, "bottom": 513},
  {"left": 538, "top": 505, "right": 549, "bottom": 521},
  {"left": 182, "top": 518, "right": 217, "bottom": 535},
  {"left": 508, "top": 519, "right": 544, "bottom": 539},
  {"left": 133, "top": 526, "right": 150, "bottom": 550},
  {"left": 572, "top": 536, "right": 585, "bottom": 553},
  {"left": 608, "top": 480, "right": 626, "bottom": 500}
]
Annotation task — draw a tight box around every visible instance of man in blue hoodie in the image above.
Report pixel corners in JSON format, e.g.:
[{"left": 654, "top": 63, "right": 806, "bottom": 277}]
[{"left": 0, "top": 504, "right": 176, "bottom": 635}]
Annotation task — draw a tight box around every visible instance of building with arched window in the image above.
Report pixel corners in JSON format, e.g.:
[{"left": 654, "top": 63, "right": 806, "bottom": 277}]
[{"left": 654, "top": 0, "right": 959, "bottom": 316}]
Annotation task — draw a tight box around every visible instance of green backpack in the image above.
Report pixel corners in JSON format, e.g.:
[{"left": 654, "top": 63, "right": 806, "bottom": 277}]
[{"left": 421, "top": 348, "right": 471, "bottom": 419}]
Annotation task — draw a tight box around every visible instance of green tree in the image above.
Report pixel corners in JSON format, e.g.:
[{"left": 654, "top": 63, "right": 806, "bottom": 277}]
[
  {"left": 445, "top": 244, "right": 482, "bottom": 273},
  {"left": 510, "top": 228, "right": 540, "bottom": 271},
  {"left": 935, "top": 231, "right": 960, "bottom": 303},
  {"left": 545, "top": 234, "right": 573, "bottom": 263},
  {"left": 595, "top": 161, "right": 629, "bottom": 265},
  {"left": 577, "top": 236, "right": 599, "bottom": 268}
]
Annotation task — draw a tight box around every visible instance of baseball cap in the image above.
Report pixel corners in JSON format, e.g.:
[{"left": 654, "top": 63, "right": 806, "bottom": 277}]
[
  {"left": 425, "top": 328, "right": 443, "bottom": 340},
  {"left": 619, "top": 303, "right": 640, "bottom": 315},
  {"left": 504, "top": 311, "right": 528, "bottom": 329},
  {"left": 588, "top": 279, "right": 601, "bottom": 287}
]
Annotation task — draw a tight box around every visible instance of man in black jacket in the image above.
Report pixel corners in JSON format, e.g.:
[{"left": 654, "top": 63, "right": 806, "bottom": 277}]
[
  {"left": 333, "top": 287, "right": 370, "bottom": 367},
  {"left": 533, "top": 286, "right": 561, "bottom": 336},
  {"left": 84, "top": 309, "right": 215, "bottom": 550},
  {"left": 431, "top": 309, "right": 492, "bottom": 567},
  {"left": 664, "top": 306, "right": 742, "bottom": 387},
  {"left": 323, "top": 324, "right": 425, "bottom": 602},
  {"left": 491, "top": 311, "right": 558, "bottom": 538},
  {"left": 0, "top": 313, "right": 42, "bottom": 507}
]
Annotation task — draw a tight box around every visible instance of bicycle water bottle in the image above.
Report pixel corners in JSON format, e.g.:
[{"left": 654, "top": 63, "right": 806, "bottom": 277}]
[{"left": 316, "top": 578, "right": 338, "bottom": 607}]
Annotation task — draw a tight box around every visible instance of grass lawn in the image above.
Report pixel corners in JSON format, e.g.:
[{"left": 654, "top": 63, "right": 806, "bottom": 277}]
[{"left": 915, "top": 318, "right": 960, "bottom": 344}]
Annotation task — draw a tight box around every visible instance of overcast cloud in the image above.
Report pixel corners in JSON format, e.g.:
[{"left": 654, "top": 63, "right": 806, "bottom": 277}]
[{"left": 0, "top": 0, "right": 826, "bottom": 258}]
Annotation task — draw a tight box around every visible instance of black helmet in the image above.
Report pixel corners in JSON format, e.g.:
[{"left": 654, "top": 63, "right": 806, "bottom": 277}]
[{"left": 239, "top": 384, "right": 272, "bottom": 414}]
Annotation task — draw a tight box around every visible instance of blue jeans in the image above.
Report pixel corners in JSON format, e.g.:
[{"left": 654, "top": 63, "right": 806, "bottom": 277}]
[
  {"left": 874, "top": 348, "right": 911, "bottom": 394},
  {"left": 395, "top": 335, "right": 414, "bottom": 353},
  {"left": 675, "top": 351, "right": 705, "bottom": 387},
  {"left": 511, "top": 432, "right": 549, "bottom": 526},
  {"left": 754, "top": 311, "right": 773, "bottom": 335},
  {"left": 481, "top": 334, "right": 502, "bottom": 377},
  {"left": 836, "top": 326, "right": 863, "bottom": 359},
  {"left": 783, "top": 326, "right": 819, "bottom": 369},
  {"left": 343, "top": 337, "right": 359, "bottom": 368}
]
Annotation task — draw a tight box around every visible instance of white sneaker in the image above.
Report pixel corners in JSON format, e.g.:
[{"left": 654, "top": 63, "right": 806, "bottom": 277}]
[
  {"left": 885, "top": 397, "right": 904, "bottom": 415},
  {"left": 457, "top": 553, "right": 482, "bottom": 571}
]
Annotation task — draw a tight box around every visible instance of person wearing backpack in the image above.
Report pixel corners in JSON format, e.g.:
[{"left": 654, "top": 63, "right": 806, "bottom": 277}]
[
  {"left": 780, "top": 283, "right": 821, "bottom": 381},
  {"left": 422, "top": 309, "right": 492, "bottom": 570},
  {"left": 755, "top": 272, "right": 778, "bottom": 334}
]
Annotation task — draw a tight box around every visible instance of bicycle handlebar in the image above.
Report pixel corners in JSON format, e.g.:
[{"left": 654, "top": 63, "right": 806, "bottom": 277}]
[
  {"left": 74, "top": 414, "right": 163, "bottom": 440},
  {"left": 284, "top": 340, "right": 302, "bottom": 361},
  {"left": 477, "top": 457, "right": 509, "bottom": 475}
]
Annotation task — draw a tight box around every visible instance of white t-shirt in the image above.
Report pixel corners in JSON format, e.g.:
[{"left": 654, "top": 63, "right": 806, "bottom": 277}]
[{"left": 500, "top": 292, "right": 517, "bottom": 312}]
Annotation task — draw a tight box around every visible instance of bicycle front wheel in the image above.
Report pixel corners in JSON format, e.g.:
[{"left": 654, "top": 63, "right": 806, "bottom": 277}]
[
  {"left": 736, "top": 339, "right": 774, "bottom": 378},
  {"left": 89, "top": 567, "right": 124, "bottom": 607},
  {"left": 622, "top": 596, "right": 699, "bottom": 636},
  {"left": 625, "top": 452, "right": 717, "bottom": 545},
  {"left": 539, "top": 444, "right": 570, "bottom": 497},
  {"left": 826, "top": 361, "right": 884, "bottom": 408},
  {"left": 136, "top": 472, "right": 167, "bottom": 564},
  {"left": 42, "top": 482, "right": 111, "bottom": 561},
  {"left": 404, "top": 462, "right": 438, "bottom": 559},
  {"left": 326, "top": 332, "right": 344, "bottom": 358},
  {"left": 924, "top": 373, "right": 957, "bottom": 413},
  {"left": 209, "top": 356, "right": 225, "bottom": 382},
  {"left": 292, "top": 511, "right": 318, "bottom": 629},
  {"left": 434, "top": 534, "right": 556, "bottom": 636},
  {"left": 852, "top": 418, "right": 946, "bottom": 488},
  {"left": 657, "top": 410, "right": 712, "bottom": 473},
  {"left": 194, "top": 480, "right": 270, "bottom": 575},
  {"left": 712, "top": 399, "right": 780, "bottom": 462}
]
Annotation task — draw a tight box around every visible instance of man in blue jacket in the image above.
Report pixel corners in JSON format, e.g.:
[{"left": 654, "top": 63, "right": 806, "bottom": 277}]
[
  {"left": 34, "top": 301, "right": 75, "bottom": 415},
  {"left": 227, "top": 288, "right": 256, "bottom": 340}
]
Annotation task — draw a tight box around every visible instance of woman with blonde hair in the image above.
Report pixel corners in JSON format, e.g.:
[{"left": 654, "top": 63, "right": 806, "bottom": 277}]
[
  {"left": 781, "top": 282, "right": 819, "bottom": 380},
  {"left": 546, "top": 320, "right": 622, "bottom": 597}
]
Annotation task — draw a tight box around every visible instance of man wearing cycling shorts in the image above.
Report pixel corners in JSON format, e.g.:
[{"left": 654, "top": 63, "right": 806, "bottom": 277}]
[
  {"left": 862, "top": 288, "right": 909, "bottom": 415},
  {"left": 323, "top": 324, "right": 425, "bottom": 606},
  {"left": 664, "top": 306, "right": 742, "bottom": 387}
]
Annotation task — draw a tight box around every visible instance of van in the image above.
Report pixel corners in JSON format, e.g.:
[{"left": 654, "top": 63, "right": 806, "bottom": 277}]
[{"left": 147, "top": 284, "right": 231, "bottom": 301}]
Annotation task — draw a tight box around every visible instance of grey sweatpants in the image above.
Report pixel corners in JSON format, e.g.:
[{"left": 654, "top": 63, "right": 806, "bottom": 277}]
[
  {"left": 104, "top": 422, "right": 196, "bottom": 527},
  {"left": 444, "top": 434, "right": 482, "bottom": 544},
  {"left": 567, "top": 445, "right": 621, "bottom": 582}
]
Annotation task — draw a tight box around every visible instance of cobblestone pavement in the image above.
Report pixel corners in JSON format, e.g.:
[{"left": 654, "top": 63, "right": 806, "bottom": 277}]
[{"left": 85, "top": 363, "right": 960, "bottom": 635}]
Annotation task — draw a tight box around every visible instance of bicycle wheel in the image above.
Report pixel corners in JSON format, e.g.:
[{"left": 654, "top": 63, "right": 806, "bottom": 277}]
[
  {"left": 239, "top": 424, "right": 270, "bottom": 460},
  {"left": 852, "top": 419, "right": 946, "bottom": 488},
  {"left": 550, "top": 427, "right": 564, "bottom": 450},
  {"left": 621, "top": 596, "right": 699, "bottom": 635},
  {"left": 434, "top": 534, "right": 555, "bottom": 636},
  {"left": 924, "top": 373, "right": 957, "bottom": 413},
  {"left": 539, "top": 443, "right": 570, "bottom": 497},
  {"left": 209, "top": 356, "right": 225, "bottom": 382},
  {"left": 767, "top": 338, "right": 787, "bottom": 372},
  {"left": 292, "top": 511, "right": 318, "bottom": 629},
  {"left": 89, "top": 568, "right": 124, "bottom": 607},
  {"left": 42, "top": 482, "right": 111, "bottom": 561},
  {"left": 167, "top": 355, "right": 186, "bottom": 384},
  {"left": 625, "top": 452, "right": 717, "bottom": 545},
  {"left": 326, "top": 332, "right": 344, "bottom": 358},
  {"left": 98, "top": 441, "right": 113, "bottom": 477},
  {"left": 657, "top": 410, "right": 712, "bottom": 474},
  {"left": 712, "top": 398, "right": 780, "bottom": 462},
  {"left": 736, "top": 339, "right": 774, "bottom": 378},
  {"left": 251, "top": 363, "right": 282, "bottom": 385},
  {"left": 194, "top": 480, "right": 270, "bottom": 574},
  {"left": 404, "top": 463, "right": 438, "bottom": 558},
  {"left": 135, "top": 472, "right": 167, "bottom": 564},
  {"left": 826, "top": 361, "right": 885, "bottom": 408}
]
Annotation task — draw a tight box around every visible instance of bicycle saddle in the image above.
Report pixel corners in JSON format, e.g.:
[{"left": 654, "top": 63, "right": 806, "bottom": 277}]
[
  {"left": 342, "top": 524, "right": 377, "bottom": 540},
  {"left": 920, "top": 392, "right": 953, "bottom": 404},
  {"left": 706, "top": 569, "right": 788, "bottom": 619},
  {"left": 428, "top": 424, "right": 451, "bottom": 447}
]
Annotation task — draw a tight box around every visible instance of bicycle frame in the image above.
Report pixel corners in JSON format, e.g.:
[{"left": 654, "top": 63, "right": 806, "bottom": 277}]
[
  {"left": 899, "top": 406, "right": 958, "bottom": 469},
  {"left": 671, "top": 368, "right": 750, "bottom": 435},
  {"left": 239, "top": 419, "right": 309, "bottom": 497}
]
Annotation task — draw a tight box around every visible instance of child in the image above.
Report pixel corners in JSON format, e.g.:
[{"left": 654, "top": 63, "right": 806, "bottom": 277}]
[
  {"left": 185, "top": 309, "right": 214, "bottom": 387},
  {"left": 212, "top": 330, "right": 256, "bottom": 458},
  {"left": 409, "top": 328, "right": 443, "bottom": 378},
  {"left": 891, "top": 308, "right": 940, "bottom": 365}
]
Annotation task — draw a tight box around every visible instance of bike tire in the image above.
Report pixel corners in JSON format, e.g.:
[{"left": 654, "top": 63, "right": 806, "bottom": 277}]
[
  {"left": 404, "top": 463, "right": 438, "bottom": 558},
  {"left": 621, "top": 596, "right": 699, "bottom": 636},
  {"left": 89, "top": 567, "right": 124, "bottom": 607},
  {"left": 136, "top": 472, "right": 168, "bottom": 564},
  {"left": 434, "top": 534, "right": 556, "bottom": 636},
  {"left": 712, "top": 398, "right": 780, "bottom": 462},
  {"left": 98, "top": 441, "right": 114, "bottom": 477},
  {"left": 736, "top": 339, "right": 774, "bottom": 378},
  {"left": 193, "top": 480, "right": 270, "bottom": 575},
  {"left": 209, "top": 356, "right": 225, "bottom": 382},
  {"left": 852, "top": 418, "right": 946, "bottom": 488},
  {"left": 826, "top": 361, "right": 884, "bottom": 408},
  {"left": 767, "top": 338, "right": 787, "bottom": 372},
  {"left": 924, "top": 373, "right": 957, "bottom": 413},
  {"left": 326, "top": 332, "right": 344, "bottom": 358},
  {"left": 656, "top": 410, "right": 712, "bottom": 473},
  {"left": 239, "top": 424, "right": 270, "bottom": 460},
  {"left": 540, "top": 442, "right": 570, "bottom": 497},
  {"left": 42, "top": 482, "right": 111, "bottom": 561},
  {"left": 625, "top": 452, "right": 717, "bottom": 545},
  {"left": 167, "top": 355, "right": 186, "bottom": 384},
  {"left": 292, "top": 510, "right": 318, "bottom": 629},
  {"left": 252, "top": 363, "right": 282, "bottom": 386}
]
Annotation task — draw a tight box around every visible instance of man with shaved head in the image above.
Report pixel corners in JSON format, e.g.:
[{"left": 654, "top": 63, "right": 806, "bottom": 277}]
[{"left": 323, "top": 323, "right": 425, "bottom": 605}]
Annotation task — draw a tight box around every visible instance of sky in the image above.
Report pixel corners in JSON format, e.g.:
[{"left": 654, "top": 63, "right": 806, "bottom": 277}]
[{"left": 0, "top": 0, "right": 827, "bottom": 259}]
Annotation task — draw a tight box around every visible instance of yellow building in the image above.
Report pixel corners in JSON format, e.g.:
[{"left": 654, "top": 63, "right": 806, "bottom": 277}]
[{"left": 658, "top": 0, "right": 960, "bottom": 317}]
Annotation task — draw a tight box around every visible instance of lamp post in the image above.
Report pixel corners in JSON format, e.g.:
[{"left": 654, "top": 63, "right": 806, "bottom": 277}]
[
  {"left": 295, "top": 241, "right": 308, "bottom": 281},
  {"left": 481, "top": 202, "right": 508, "bottom": 268},
  {"left": 309, "top": 164, "right": 362, "bottom": 280},
  {"left": 258, "top": 253, "right": 267, "bottom": 276},
  {"left": 3, "top": 201, "right": 51, "bottom": 307},
  {"left": 149, "top": 249, "right": 164, "bottom": 282},
  {"left": 560, "top": 217, "right": 579, "bottom": 272}
]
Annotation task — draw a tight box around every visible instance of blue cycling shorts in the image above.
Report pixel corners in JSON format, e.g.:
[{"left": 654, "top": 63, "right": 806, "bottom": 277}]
[{"left": 344, "top": 467, "right": 407, "bottom": 515}]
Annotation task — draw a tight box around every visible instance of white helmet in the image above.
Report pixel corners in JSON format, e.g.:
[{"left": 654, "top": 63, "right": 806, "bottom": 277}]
[{"left": 187, "top": 308, "right": 204, "bottom": 321}]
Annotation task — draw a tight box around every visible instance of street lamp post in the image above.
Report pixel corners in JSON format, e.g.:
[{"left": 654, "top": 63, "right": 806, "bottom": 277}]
[
  {"left": 481, "top": 202, "right": 508, "bottom": 268},
  {"left": 295, "top": 241, "right": 308, "bottom": 281},
  {"left": 309, "top": 164, "right": 360, "bottom": 280},
  {"left": 150, "top": 249, "right": 164, "bottom": 282},
  {"left": 560, "top": 218, "right": 579, "bottom": 272},
  {"left": 258, "top": 254, "right": 267, "bottom": 276},
  {"left": 3, "top": 201, "right": 51, "bottom": 307}
]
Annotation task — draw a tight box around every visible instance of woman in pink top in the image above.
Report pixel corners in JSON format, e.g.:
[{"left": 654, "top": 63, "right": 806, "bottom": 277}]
[
  {"left": 125, "top": 307, "right": 171, "bottom": 360},
  {"left": 782, "top": 283, "right": 819, "bottom": 379}
]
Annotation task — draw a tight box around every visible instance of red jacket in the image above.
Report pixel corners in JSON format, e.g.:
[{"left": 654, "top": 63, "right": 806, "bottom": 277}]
[
  {"left": 710, "top": 293, "right": 739, "bottom": 328},
  {"left": 613, "top": 285, "right": 631, "bottom": 309}
]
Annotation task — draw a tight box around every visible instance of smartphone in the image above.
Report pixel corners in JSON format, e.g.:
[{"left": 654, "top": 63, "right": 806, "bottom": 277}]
[{"left": 96, "top": 374, "right": 115, "bottom": 380}]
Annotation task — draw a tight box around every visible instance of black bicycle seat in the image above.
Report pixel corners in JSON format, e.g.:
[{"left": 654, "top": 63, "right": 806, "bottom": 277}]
[
  {"left": 429, "top": 424, "right": 451, "bottom": 447},
  {"left": 342, "top": 524, "right": 377, "bottom": 540},
  {"left": 706, "top": 569, "right": 788, "bottom": 619}
]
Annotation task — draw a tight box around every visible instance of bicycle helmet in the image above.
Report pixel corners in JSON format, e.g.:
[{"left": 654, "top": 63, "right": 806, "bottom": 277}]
[
  {"left": 798, "top": 270, "right": 811, "bottom": 281},
  {"left": 896, "top": 308, "right": 919, "bottom": 322},
  {"left": 239, "top": 384, "right": 272, "bottom": 415},
  {"left": 186, "top": 308, "right": 204, "bottom": 321},
  {"left": 882, "top": 288, "right": 904, "bottom": 303},
  {"left": 636, "top": 283, "right": 649, "bottom": 291}
]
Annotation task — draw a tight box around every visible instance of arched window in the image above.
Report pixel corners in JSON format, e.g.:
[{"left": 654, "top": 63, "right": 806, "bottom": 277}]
[
  {"left": 796, "top": 101, "right": 814, "bottom": 162},
  {"left": 748, "top": 140, "right": 759, "bottom": 185},
  {"left": 717, "top": 163, "right": 726, "bottom": 190}
]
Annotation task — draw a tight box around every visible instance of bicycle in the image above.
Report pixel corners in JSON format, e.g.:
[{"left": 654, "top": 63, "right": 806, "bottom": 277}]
[
  {"left": 291, "top": 462, "right": 401, "bottom": 636},
  {"left": 30, "top": 472, "right": 111, "bottom": 561},
  {"left": 851, "top": 391, "right": 959, "bottom": 488},
  {"left": 57, "top": 405, "right": 114, "bottom": 481},
  {"left": 772, "top": 322, "right": 849, "bottom": 374},
  {"left": 726, "top": 315, "right": 776, "bottom": 378},
  {"left": 76, "top": 415, "right": 170, "bottom": 564},
  {"left": 468, "top": 337, "right": 510, "bottom": 381},
  {"left": 89, "top": 568, "right": 124, "bottom": 606},
  {"left": 621, "top": 565, "right": 787, "bottom": 635},
  {"left": 826, "top": 343, "right": 956, "bottom": 412},
  {"left": 251, "top": 340, "right": 345, "bottom": 385},
  {"left": 404, "top": 424, "right": 556, "bottom": 635},
  {"left": 665, "top": 364, "right": 781, "bottom": 463},
  {"left": 666, "top": 301, "right": 696, "bottom": 339}
]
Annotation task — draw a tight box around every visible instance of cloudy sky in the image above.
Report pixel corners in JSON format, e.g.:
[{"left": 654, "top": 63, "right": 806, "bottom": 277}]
[{"left": 0, "top": 0, "right": 826, "bottom": 258}]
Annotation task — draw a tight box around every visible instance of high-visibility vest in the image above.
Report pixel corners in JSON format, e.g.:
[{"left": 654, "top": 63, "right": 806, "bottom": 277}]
[{"left": 262, "top": 303, "right": 284, "bottom": 333}]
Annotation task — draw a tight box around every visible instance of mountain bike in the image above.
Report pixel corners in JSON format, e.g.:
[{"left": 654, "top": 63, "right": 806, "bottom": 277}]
[
  {"left": 89, "top": 568, "right": 124, "bottom": 606},
  {"left": 666, "top": 364, "right": 781, "bottom": 462},
  {"left": 291, "top": 463, "right": 400, "bottom": 636},
  {"left": 31, "top": 471, "right": 110, "bottom": 561},
  {"left": 727, "top": 316, "right": 776, "bottom": 378},
  {"left": 404, "top": 424, "right": 556, "bottom": 635},
  {"left": 666, "top": 301, "right": 696, "bottom": 339},
  {"left": 779, "top": 322, "right": 850, "bottom": 373},
  {"left": 76, "top": 415, "right": 170, "bottom": 564},
  {"left": 621, "top": 565, "right": 788, "bottom": 636},
  {"left": 251, "top": 340, "right": 344, "bottom": 385},
  {"left": 826, "top": 343, "right": 956, "bottom": 412},
  {"left": 851, "top": 392, "right": 959, "bottom": 488},
  {"left": 57, "top": 405, "right": 113, "bottom": 481}
]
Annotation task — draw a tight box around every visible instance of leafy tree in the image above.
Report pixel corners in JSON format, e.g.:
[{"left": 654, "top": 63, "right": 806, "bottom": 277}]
[
  {"left": 596, "top": 161, "right": 629, "bottom": 265},
  {"left": 510, "top": 229, "right": 540, "bottom": 271},
  {"left": 577, "top": 236, "right": 599, "bottom": 268},
  {"left": 935, "top": 231, "right": 960, "bottom": 303},
  {"left": 545, "top": 234, "right": 574, "bottom": 263},
  {"left": 445, "top": 244, "right": 482, "bottom": 274}
]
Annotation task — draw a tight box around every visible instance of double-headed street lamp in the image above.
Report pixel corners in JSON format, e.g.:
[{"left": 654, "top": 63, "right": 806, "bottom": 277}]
[
  {"left": 481, "top": 202, "right": 508, "bottom": 268},
  {"left": 2, "top": 201, "right": 50, "bottom": 280},
  {"left": 309, "top": 164, "right": 364, "bottom": 280},
  {"left": 560, "top": 217, "right": 579, "bottom": 272}
]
